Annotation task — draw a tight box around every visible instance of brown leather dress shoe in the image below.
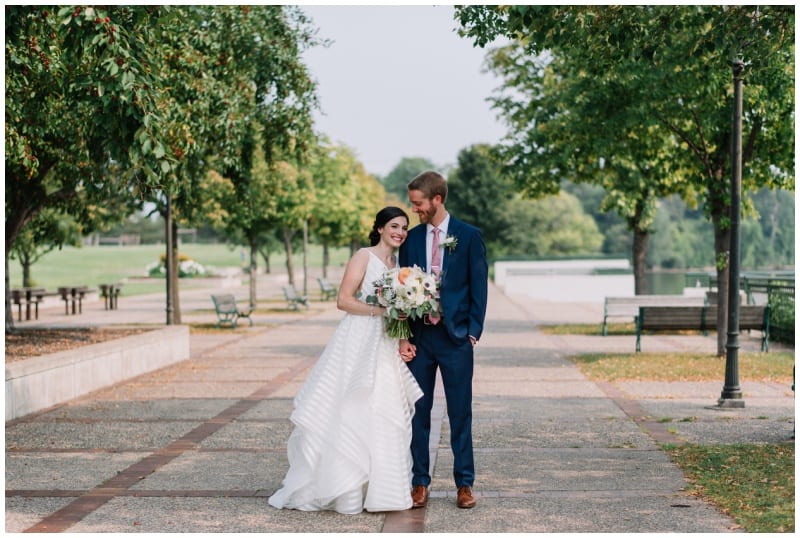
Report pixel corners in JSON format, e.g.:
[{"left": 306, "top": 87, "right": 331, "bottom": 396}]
[
  {"left": 456, "top": 486, "right": 476, "bottom": 509},
  {"left": 411, "top": 485, "right": 429, "bottom": 508}
]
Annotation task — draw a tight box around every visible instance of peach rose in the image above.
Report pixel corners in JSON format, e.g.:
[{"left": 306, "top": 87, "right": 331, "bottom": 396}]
[{"left": 397, "top": 267, "right": 412, "bottom": 285}]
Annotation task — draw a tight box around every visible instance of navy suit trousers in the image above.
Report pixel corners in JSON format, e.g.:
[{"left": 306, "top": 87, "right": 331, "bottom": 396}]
[{"left": 406, "top": 321, "right": 474, "bottom": 488}]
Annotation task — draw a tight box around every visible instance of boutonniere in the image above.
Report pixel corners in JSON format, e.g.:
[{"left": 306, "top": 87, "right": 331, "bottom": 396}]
[{"left": 441, "top": 235, "right": 458, "bottom": 252}]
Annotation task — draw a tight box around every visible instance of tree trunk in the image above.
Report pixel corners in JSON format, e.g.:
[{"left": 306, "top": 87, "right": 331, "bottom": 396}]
[
  {"left": 713, "top": 215, "right": 730, "bottom": 357},
  {"left": 5, "top": 251, "right": 15, "bottom": 332},
  {"left": 283, "top": 228, "right": 295, "bottom": 286},
  {"left": 5, "top": 186, "right": 34, "bottom": 331},
  {"left": 165, "top": 197, "right": 174, "bottom": 325},
  {"left": 632, "top": 226, "right": 649, "bottom": 295},
  {"left": 302, "top": 221, "right": 308, "bottom": 296},
  {"left": 21, "top": 253, "right": 32, "bottom": 288},
  {"left": 249, "top": 236, "right": 258, "bottom": 310},
  {"left": 323, "top": 241, "right": 330, "bottom": 279},
  {"left": 171, "top": 219, "right": 182, "bottom": 325},
  {"left": 260, "top": 250, "right": 271, "bottom": 274}
]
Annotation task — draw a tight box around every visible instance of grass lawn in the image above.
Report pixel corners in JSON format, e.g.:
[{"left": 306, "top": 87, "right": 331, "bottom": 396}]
[
  {"left": 540, "top": 322, "right": 637, "bottom": 336},
  {"left": 570, "top": 349, "right": 794, "bottom": 532},
  {"left": 570, "top": 351, "right": 794, "bottom": 382},
  {"left": 7, "top": 243, "right": 351, "bottom": 295},
  {"left": 665, "top": 443, "right": 794, "bottom": 532}
]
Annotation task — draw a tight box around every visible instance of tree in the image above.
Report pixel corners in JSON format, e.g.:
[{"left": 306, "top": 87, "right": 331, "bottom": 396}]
[
  {"left": 5, "top": 6, "right": 321, "bottom": 326},
  {"left": 503, "top": 193, "right": 603, "bottom": 258},
  {"left": 148, "top": 5, "right": 321, "bottom": 322},
  {"left": 457, "top": 5, "right": 794, "bottom": 354},
  {"left": 10, "top": 211, "right": 82, "bottom": 288},
  {"left": 480, "top": 38, "right": 695, "bottom": 293},
  {"left": 749, "top": 189, "right": 795, "bottom": 268},
  {"left": 446, "top": 144, "right": 514, "bottom": 260},
  {"left": 308, "top": 138, "right": 382, "bottom": 278},
  {"left": 383, "top": 157, "right": 437, "bottom": 200},
  {"left": 5, "top": 6, "right": 177, "bottom": 329},
  {"left": 344, "top": 164, "right": 388, "bottom": 255},
  {"left": 562, "top": 181, "right": 629, "bottom": 256}
]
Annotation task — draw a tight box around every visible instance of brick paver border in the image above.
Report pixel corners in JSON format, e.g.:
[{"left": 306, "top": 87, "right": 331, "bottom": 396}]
[{"left": 22, "top": 348, "right": 317, "bottom": 533}]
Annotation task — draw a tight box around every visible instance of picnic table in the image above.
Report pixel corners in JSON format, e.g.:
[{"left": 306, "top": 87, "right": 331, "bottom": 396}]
[
  {"left": 99, "top": 283, "right": 123, "bottom": 310},
  {"left": 10, "top": 287, "right": 57, "bottom": 321},
  {"left": 57, "top": 286, "right": 95, "bottom": 315}
]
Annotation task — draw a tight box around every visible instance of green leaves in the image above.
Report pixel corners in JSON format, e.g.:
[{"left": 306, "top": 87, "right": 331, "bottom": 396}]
[{"left": 5, "top": 4, "right": 322, "bottom": 287}]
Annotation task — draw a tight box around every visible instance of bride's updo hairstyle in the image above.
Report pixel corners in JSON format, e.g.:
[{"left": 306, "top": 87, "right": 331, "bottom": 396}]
[{"left": 369, "top": 206, "right": 409, "bottom": 246}]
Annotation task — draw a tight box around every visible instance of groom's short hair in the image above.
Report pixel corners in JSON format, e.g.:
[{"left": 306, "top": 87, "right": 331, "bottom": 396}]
[{"left": 408, "top": 170, "right": 448, "bottom": 203}]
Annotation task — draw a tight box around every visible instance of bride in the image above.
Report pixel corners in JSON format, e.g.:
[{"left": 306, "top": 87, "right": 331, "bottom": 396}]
[{"left": 268, "top": 206, "right": 423, "bottom": 514}]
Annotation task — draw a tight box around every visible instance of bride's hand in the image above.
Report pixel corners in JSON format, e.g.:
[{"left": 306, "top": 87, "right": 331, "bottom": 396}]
[{"left": 399, "top": 339, "right": 416, "bottom": 362}]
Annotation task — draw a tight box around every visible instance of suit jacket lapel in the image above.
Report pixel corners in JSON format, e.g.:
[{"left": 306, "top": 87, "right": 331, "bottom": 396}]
[
  {"left": 414, "top": 226, "right": 427, "bottom": 270},
  {"left": 442, "top": 217, "right": 461, "bottom": 275}
]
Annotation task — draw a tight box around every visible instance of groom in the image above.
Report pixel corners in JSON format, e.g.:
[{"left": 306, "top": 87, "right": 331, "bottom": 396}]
[{"left": 398, "top": 170, "right": 488, "bottom": 509}]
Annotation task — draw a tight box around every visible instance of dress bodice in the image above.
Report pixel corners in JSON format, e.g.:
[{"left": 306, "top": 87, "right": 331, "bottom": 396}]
[{"left": 361, "top": 250, "right": 393, "bottom": 300}]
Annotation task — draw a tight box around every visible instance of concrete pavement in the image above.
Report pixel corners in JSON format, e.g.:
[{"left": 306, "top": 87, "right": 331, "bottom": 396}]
[{"left": 5, "top": 273, "right": 794, "bottom": 532}]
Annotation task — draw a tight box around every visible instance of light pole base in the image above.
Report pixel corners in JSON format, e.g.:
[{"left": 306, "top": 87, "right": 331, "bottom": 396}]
[{"left": 717, "top": 397, "right": 745, "bottom": 409}]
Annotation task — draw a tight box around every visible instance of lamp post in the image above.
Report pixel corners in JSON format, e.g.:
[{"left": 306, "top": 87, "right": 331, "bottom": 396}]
[{"left": 719, "top": 59, "right": 745, "bottom": 408}]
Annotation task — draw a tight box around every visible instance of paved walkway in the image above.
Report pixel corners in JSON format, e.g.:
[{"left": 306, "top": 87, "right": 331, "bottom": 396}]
[{"left": 5, "top": 274, "right": 794, "bottom": 532}]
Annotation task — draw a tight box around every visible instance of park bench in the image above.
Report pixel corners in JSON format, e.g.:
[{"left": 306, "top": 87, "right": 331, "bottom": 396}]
[
  {"left": 283, "top": 284, "right": 309, "bottom": 311},
  {"left": 635, "top": 304, "right": 770, "bottom": 352},
  {"left": 210, "top": 294, "right": 253, "bottom": 328},
  {"left": 99, "top": 283, "right": 123, "bottom": 310},
  {"left": 317, "top": 277, "right": 338, "bottom": 301},
  {"left": 602, "top": 295, "right": 706, "bottom": 335}
]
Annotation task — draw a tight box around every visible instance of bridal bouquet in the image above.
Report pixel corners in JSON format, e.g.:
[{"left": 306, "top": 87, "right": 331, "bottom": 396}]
[{"left": 366, "top": 265, "right": 440, "bottom": 339}]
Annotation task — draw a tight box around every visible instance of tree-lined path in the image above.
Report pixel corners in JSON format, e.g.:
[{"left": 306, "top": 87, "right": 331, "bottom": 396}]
[{"left": 6, "top": 279, "right": 790, "bottom": 532}]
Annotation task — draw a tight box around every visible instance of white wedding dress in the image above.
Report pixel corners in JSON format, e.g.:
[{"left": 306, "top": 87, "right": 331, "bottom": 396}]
[{"left": 269, "top": 251, "right": 424, "bottom": 514}]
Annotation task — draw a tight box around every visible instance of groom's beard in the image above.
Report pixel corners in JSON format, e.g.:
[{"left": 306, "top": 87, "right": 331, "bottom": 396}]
[{"left": 417, "top": 207, "right": 436, "bottom": 224}]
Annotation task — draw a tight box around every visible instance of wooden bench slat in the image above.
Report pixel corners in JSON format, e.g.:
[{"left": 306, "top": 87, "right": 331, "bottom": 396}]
[
  {"left": 602, "top": 295, "right": 706, "bottom": 335},
  {"left": 635, "top": 305, "right": 770, "bottom": 352}
]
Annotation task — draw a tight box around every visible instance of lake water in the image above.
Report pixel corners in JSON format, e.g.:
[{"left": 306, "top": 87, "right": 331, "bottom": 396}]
[
  {"left": 501, "top": 271, "right": 699, "bottom": 303},
  {"left": 647, "top": 272, "right": 689, "bottom": 294}
]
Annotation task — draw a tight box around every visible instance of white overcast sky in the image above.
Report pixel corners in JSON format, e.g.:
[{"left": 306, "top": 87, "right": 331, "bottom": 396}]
[{"left": 299, "top": 5, "right": 508, "bottom": 178}]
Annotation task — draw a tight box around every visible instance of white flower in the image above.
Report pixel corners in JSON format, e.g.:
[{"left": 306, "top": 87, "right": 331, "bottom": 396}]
[
  {"left": 364, "top": 265, "right": 441, "bottom": 339},
  {"left": 440, "top": 235, "right": 458, "bottom": 252}
]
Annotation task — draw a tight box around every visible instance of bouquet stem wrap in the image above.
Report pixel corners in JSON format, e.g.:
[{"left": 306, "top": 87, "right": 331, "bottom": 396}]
[{"left": 385, "top": 318, "right": 413, "bottom": 339}]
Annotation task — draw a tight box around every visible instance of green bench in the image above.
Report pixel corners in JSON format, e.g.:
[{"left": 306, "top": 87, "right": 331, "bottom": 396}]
[
  {"left": 602, "top": 295, "right": 706, "bottom": 336},
  {"left": 283, "top": 285, "right": 309, "bottom": 311},
  {"left": 211, "top": 294, "right": 253, "bottom": 328},
  {"left": 317, "top": 277, "right": 338, "bottom": 301},
  {"left": 635, "top": 304, "right": 770, "bottom": 352}
]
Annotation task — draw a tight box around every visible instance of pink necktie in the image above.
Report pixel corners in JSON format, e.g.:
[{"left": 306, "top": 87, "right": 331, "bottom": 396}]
[
  {"left": 430, "top": 227, "right": 441, "bottom": 276},
  {"left": 429, "top": 228, "right": 441, "bottom": 325}
]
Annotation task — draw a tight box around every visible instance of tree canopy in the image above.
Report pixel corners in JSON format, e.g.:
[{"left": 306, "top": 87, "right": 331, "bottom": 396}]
[
  {"left": 4, "top": 5, "right": 322, "bottom": 327},
  {"left": 456, "top": 5, "right": 794, "bottom": 353}
]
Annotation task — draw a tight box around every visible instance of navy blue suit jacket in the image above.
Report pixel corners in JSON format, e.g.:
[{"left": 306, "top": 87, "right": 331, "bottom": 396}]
[{"left": 399, "top": 216, "right": 488, "bottom": 345}]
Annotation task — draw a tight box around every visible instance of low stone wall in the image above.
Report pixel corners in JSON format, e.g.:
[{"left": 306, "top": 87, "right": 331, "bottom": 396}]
[{"left": 5, "top": 325, "right": 190, "bottom": 421}]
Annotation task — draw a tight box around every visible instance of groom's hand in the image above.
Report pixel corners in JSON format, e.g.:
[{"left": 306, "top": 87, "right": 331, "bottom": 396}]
[{"left": 399, "top": 339, "right": 416, "bottom": 362}]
